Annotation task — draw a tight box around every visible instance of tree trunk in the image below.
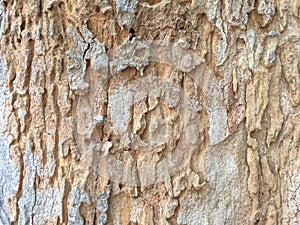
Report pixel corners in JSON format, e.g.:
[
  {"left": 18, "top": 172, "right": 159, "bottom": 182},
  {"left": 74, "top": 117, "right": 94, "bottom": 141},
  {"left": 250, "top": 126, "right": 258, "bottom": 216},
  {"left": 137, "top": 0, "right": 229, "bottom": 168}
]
[{"left": 0, "top": 0, "right": 299, "bottom": 224}]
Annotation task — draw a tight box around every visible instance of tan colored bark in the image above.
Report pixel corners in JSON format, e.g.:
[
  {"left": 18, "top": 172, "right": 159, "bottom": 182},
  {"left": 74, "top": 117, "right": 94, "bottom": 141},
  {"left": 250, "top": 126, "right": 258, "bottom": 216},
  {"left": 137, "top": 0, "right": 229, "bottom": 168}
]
[{"left": 0, "top": 0, "right": 299, "bottom": 224}]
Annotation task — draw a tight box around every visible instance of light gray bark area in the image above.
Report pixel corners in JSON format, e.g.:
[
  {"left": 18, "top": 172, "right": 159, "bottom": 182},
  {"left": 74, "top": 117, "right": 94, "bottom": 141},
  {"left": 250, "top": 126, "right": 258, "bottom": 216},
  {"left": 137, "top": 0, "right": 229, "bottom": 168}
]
[{"left": 0, "top": 58, "right": 19, "bottom": 225}]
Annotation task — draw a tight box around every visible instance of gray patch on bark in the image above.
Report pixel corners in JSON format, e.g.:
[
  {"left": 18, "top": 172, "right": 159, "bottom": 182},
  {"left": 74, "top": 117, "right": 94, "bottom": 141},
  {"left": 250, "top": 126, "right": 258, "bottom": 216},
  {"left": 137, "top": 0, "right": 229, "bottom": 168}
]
[
  {"left": 97, "top": 185, "right": 111, "bottom": 225},
  {"left": 177, "top": 128, "right": 250, "bottom": 224},
  {"left": 0, "top": 0, "right": 7, "bottom": 39},
  {"left": 116, "top": 0, "right": 138, "bottom": 28},
  {"left": 67, "top": 187, "right": 90, "bottom": 225},
  {"left": 0, "top": 59, "right": 19, "bottom": 225},
  {"left": 67, "top": 27, "right": 107, "bottom": 92},
  {"left": 32, "top": 187, "right": 63, "bottom": 225},
  {"left": 18, "top": 141, "right": 38, "bottom": 225}
]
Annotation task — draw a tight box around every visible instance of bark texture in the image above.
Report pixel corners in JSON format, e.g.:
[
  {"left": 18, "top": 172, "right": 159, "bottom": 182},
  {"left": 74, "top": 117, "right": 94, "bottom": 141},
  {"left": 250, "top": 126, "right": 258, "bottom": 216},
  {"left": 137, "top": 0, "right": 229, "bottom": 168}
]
[{"left": 0, "top": 0, "right": 299, "bottom": 224}]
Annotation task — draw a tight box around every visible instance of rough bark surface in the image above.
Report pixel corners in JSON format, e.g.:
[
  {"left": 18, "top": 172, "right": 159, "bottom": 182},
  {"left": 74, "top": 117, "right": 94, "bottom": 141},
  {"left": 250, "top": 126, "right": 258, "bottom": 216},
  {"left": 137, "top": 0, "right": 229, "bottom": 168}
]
[{"left": 0, "top": 0, "right": 299, "bottom": 224}]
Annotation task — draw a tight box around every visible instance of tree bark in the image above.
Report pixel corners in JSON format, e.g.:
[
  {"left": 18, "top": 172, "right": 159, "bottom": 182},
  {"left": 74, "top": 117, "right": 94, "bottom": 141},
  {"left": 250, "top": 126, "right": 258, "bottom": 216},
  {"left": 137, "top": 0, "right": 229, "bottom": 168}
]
[{"left": 0, "top": 0, "right": 299, "bottom": 224}]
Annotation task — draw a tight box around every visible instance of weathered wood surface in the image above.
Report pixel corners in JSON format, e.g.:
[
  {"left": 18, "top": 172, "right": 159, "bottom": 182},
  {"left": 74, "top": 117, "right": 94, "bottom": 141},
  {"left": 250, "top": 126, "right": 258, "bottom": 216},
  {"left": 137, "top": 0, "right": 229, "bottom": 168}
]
[{"left": 0, "top": 0, "right": 299, "bottom": 224}]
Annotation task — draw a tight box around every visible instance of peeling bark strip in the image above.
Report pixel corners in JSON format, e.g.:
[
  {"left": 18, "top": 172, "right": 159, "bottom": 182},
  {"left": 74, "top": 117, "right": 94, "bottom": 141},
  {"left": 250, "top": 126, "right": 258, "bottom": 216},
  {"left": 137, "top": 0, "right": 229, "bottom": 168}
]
[{"left": 0, "top": 0, "right": 299, "bottom": 224}]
